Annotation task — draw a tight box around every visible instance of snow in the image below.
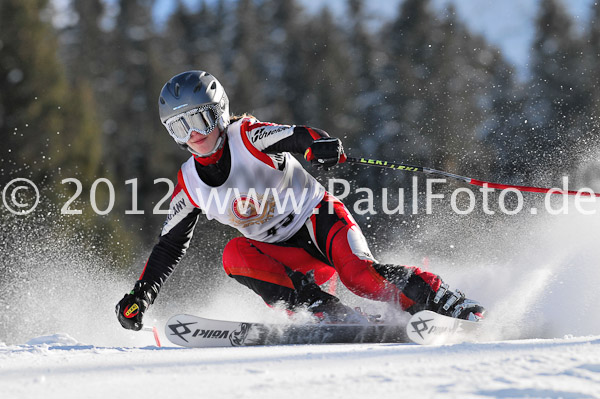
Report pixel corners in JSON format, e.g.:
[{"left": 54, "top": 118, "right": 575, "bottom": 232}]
[
  {"left": 4, "top": 148, "right": 600, "bottom": 398},
  {"left": 3, "top": 193, "right": 600, "bottom": 398},
  {"left": 3, "top": 214, "right": 600, "bottom": 399},
  {"left": 25, "top": 333, "right": 81, "bottom": 347},
  {"left": 1, "top": 335, "right": 599, "bottom": 398},
  {"left": 3, "top": 196, "right": 600, "bottom": 398}
]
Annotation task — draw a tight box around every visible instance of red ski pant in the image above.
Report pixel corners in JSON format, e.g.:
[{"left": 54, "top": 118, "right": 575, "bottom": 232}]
[{"left": 222, "top": 193, "right": 442, "bottom": 311}]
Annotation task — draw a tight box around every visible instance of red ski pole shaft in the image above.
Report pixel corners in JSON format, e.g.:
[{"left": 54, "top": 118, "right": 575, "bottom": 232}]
[
  {"left": 142, "top": 326, "right": 162, "bottom": 347},
  {"left": 345, "top": 157, "right": 600, "bottom": 197}
]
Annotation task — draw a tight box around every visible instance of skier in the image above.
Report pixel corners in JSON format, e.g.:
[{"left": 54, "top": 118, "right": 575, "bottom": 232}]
[{"left": 116, "top": 70, "right": 485, "bottom": 331}]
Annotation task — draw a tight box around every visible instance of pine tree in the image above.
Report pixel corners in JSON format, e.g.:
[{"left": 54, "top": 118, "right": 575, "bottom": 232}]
[
  {"left": 66, "top": 0, "right": 107, "bottom": 80},
  {"left": 0, "top": 0, "right": 67, "bottom": 185},
  {"left": 585, "top": 2, "right": 600, "bottom": 124},
  {"left": 55, "top": 0, "right": 108, "bottom": 184},
  {"left": 345, "top": 0, "right": 382, "bottom": 150},
  {"left": 527, "top": 0, "right": 589, "bottom": 174},
  {"left": 99, "top": 0, "right": 175, "bottom": 238},
  {"left": 302, "top": 7, "right": 355, "bottom": 133},
  {"left": 0, "top": 0, "right": 135, "bottom": 261},
  {"left": 229, "top": 0, "right": 267, "bottom": 114},
  {"left": 258, "top": 0, "right": 311, "bottom": 122},
  {"left": 423, "top": 6, "right": 511, "bottom": 176},
  {"left": 163, "top": 1, "right": 200, "bottom": 69}
]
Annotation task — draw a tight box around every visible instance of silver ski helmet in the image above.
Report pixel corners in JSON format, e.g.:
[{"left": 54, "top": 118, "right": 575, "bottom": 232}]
[{"left": 158, "top": 70, "right": 230, "bottom": 156}]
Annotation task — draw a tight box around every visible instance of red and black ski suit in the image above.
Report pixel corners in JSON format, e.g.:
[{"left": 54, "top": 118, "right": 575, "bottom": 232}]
[{"left": 138, "top": 118, "right": 443, "bottom": 314}]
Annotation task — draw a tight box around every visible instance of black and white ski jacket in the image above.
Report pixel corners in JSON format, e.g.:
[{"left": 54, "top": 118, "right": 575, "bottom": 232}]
[{"left": 138, "top": 117, "right": 330, "bottom": 292}]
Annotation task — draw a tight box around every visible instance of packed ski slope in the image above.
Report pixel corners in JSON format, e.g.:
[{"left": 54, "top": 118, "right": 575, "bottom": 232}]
[
  {"left": 1, "top": 333, "right": 600, "bottom": 398},
  {"left": 2, "top": 217, "right": 600, "bottom": 399},
  {"left": 3, "top": 174, "right": 600, "bottom": 398}
]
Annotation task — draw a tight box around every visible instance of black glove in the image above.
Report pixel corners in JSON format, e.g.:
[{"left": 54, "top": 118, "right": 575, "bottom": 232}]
[
  {"left": 304, "top": 137, "right": 347, "bottom": 169},
  {"left": 115, "top": 280, "right": 158, "bottom": 331}
]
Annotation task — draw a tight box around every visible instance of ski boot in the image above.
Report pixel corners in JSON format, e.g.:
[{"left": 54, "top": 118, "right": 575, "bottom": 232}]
[
  {"left": 428, "top": 283, "right": 485, "bottom": 321},
  {"left": 288, "top": 270, "right": 368, "bottom": 324}
]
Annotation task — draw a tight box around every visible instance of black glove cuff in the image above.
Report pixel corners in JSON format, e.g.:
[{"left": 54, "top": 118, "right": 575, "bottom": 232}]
[{"left": 133, "top": 280, "right": 159, "bottom": 305}]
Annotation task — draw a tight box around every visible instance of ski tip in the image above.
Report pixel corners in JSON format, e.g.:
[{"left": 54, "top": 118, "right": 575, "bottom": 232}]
[{"left": 406, "top": 310, "right": 483, "bottom": 345}]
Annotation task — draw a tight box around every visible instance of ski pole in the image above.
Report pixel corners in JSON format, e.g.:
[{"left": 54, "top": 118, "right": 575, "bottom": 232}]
[
  {"left": 142, "top": 326, "right": 162, "bottom": 347},
  {"left": 345, "top": 156, "right": 600, "bottom": 197}
]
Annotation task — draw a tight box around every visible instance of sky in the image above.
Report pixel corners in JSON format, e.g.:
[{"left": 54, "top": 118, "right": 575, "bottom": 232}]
[{"left": 150, "top": 0, "right": 596, "bottom": 80}]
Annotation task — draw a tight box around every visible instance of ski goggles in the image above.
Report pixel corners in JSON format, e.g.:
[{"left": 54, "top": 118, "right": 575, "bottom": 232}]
[{"left": 163, "top": 104, "right": 221, "bottom": 144}]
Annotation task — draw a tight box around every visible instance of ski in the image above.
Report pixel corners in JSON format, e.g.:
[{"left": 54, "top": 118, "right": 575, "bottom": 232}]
[
  {"left": 406, "top": 310, "right": 483, "bottom": 345},
  {"left": 165, "top": 314, "right": 409, "bottom": 347},
  {"left": 164, "top": 311, "right": 484, "bottom": 348}
]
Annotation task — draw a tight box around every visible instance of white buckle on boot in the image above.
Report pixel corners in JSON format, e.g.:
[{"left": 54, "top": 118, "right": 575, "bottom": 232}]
[
  {"left": 442, "top": 290, "right": 464, "bottom": 311},
  {"left": 433, "top": 283, "right": 449, "bottom": 304}
]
